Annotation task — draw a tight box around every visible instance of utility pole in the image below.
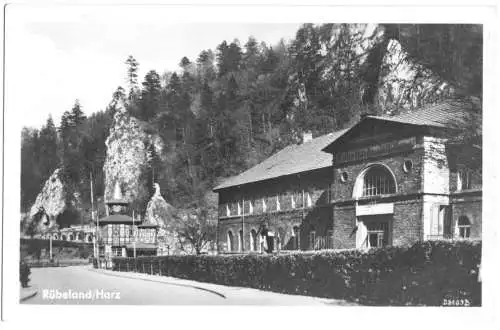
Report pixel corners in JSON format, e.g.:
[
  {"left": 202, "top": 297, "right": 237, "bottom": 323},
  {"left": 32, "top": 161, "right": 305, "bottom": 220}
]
[
  {"left": 133, "top": 210, "right": 137, "bottom": 258},
  {"left": 90, "top": 170, "right": 97, "bottom": 261},
  {"left": 241, "top": 197, "right": 245, "bottom": 253}
]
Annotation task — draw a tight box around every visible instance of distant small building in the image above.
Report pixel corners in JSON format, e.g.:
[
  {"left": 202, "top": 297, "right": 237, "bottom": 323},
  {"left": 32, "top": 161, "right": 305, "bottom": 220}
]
[
  {"left": 96, "top": 183, "right": 159, "bottom": 258},
  {"left": 214, "top": 101, "right": 482, "bottom": 253}
]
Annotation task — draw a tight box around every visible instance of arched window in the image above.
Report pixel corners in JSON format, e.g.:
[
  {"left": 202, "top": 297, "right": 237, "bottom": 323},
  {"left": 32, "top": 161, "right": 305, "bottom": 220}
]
[
  {"left": 250, "top": 229, "right": 258, "bottom": 251},
  {"left": 362, "top": 166, "right": 396, "bottom": 197},
  {"left": 458, "top": 216, "right": 471, "bottom": 238},
  {"left": 227, "top": 231, "right": 234, "bottom": 252},
  {"left": 238, "top": 230, "right": 244, "bottom": 252}
]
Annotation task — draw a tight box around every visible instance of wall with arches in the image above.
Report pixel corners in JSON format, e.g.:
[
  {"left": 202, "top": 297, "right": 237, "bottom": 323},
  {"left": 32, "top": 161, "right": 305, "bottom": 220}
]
[{"left": 217, "top": 204, "right": 334, "bottom": 252}]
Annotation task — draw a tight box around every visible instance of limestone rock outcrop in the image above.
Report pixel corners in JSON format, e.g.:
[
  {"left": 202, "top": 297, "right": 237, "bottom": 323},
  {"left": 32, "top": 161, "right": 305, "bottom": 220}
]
[
  {"left": 103, "top": 101, "right": 166, "bottom": 206},
  {"left": 28, "top": 169, "right": 65, "bottom": 222},
  {"left": 27, "top": 168, "right": 81, "bottom": 230},
  {"left": 144, "top": 183, "right": 175, "bottom": 227}
]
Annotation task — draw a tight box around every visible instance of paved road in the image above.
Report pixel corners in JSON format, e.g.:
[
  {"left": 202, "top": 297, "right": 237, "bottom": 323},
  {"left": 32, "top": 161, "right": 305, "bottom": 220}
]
[
  {"left": 23, "top": 266, "right": 353, "bottom": 305},
  {"left": 24, "top": 266, "right": 228, "bottom": 305}
]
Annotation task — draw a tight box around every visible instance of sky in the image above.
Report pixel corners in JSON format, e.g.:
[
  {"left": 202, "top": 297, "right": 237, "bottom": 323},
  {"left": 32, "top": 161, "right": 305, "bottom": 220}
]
[{"left": 6, "top": 5, "right": 302, "bottom": 129}]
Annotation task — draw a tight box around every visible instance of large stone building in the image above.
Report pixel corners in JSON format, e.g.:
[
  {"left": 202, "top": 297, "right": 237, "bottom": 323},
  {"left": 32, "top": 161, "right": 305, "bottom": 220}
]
[{"left": 213, "top": 101, "right": 482, "bottom": 252}]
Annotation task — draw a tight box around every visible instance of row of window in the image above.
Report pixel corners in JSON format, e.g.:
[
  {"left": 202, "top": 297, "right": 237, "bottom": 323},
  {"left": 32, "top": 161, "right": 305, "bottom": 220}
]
[
  {"left": 137, "top": 228, "right": 157, "bottom": 243},
  {"left": 220, "top": 167, "right": 476, "bottom": 218},
  {"left": 227, "top": 212, "right": 474, "bottom": 252},
  {"left": 225, "top": 227, "right": 334, "bottom": 252},
  {"left": 220, "top": 190, "right": 317, "bottom": 218},
  {"left": 99, "top": 224, "right": 157, "bottom": 244}
]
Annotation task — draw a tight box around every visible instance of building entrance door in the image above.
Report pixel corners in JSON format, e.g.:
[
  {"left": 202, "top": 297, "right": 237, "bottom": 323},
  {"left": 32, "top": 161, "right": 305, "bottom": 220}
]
[{"left": 359, "top": 215, "right": 392, "bottom": 248}]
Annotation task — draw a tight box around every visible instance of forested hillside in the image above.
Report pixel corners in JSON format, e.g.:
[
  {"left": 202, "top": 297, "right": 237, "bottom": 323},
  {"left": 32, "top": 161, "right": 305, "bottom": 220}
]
[{"left": 20, "top": 23, "right": 482, "bottom": 224}]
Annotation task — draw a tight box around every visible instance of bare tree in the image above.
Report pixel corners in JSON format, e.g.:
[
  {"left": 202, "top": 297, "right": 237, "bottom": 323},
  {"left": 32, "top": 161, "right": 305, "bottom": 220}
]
[{"left": 175, "top": 208, "right": 216, "bottom": 255}]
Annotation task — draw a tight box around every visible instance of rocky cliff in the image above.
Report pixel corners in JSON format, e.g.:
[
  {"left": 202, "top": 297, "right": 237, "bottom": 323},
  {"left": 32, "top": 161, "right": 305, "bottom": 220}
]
[
  {"left": 144, "top": 183, "right": 175, "bottom": 227},
  {"left": 27, "top": 168, "right": 81, "bottom": 230},
  {"left": 103, "top": 101, "right": 166, "bottom": 208}
]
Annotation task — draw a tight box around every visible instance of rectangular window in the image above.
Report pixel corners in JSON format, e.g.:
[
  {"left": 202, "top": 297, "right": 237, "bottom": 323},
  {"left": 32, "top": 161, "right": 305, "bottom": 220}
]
[
  {"left": 279, "top": 193, "right": 292, "bottom": 210},
  {"left": 266, "top": 196, "right": 277, "bottom": 212},
  {"left": 111, "top": 247, "right": 122, "bottom": 257},
  {"left": 120, "top": 224, "right": 125, "bottom": 244},
  {"left": 458, "top": 170, "right": 472, "bottom": 191},
  {"left": 228, "top": 202, "right": 238, "bottom": 216},
  {"left": 327, "top": 229, "right": 334, "bottom": 249},
  {"left": 293, "top": 191, "right": 304, "bottom": 209},
  {"left": 366, "top": 221, "right": 389, "bottom": 248},
  {"left": 253, "top": 198, "right": 263, "bottom": 214},
  {"left": 306, "top": 192, "right": 313, "bottom": 208},
  {"left": 243, "top": 200, "right": 253, "bottom": 215},
  {"left": 218, "top": 204, "right": 228, "bottom": 218}
]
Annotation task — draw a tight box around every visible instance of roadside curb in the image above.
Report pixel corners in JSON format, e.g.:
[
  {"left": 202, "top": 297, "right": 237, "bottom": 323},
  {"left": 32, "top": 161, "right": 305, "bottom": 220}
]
[
  {"left": 88, "top": 268, "right": 227, "bottom": 299},
  {"left": 20, "top": 287, "right": 38, "bottom": 302}
]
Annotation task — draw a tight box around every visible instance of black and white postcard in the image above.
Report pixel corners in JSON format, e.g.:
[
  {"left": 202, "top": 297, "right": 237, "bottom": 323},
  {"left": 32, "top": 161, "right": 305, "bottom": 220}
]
[{"left": 1, "top": 1, "right": 498, "bottom": 330}]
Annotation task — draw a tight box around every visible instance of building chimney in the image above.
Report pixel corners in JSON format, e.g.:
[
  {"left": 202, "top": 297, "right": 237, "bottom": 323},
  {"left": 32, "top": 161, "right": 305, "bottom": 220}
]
[{"left": 302, "top": 131, "right": 313, "bottom": 143}]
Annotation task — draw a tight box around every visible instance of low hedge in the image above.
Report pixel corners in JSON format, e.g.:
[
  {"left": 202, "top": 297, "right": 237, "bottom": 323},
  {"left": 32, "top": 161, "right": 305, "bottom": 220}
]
[{"left": 112, "top": 240, "right": 481, "bottom": 306}]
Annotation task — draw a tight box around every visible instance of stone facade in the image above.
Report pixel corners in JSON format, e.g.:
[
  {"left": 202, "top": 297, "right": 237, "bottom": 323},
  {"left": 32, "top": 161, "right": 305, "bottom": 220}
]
[
  {"left": 215, "top": 113, "right": 482, "bottom": 253},
  {"left": 217, "top": 168, "right": 334, "bottom": 252}
]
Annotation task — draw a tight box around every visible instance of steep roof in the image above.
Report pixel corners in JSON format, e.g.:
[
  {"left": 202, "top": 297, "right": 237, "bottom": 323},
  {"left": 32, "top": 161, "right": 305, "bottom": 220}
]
[
  {"left": 366, "top": 101, "right": 470, "bottom": 128},
  {"left": 213, "top": 129, "right": 348, "bottom": 191},
  {"left": 322, "top": 100, "right": 474, "bottom": 153}
]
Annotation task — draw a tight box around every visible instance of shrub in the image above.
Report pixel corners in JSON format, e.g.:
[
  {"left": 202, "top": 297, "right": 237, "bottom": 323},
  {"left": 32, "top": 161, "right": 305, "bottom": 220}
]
[
  {"left": 112, "top": 240, "right": 481, "bottom": 306},
  {"left": 20, "top": 262, "right": 31, "bottom": 288}
]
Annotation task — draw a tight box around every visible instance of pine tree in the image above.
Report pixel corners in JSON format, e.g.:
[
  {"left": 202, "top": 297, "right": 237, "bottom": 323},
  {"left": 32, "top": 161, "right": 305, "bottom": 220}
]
[
  {"left": 21, "top": 128, "right": 43, "bottom": 211},
  {"left": 38, "top": 115, "right": 59, "bottom": 182},
  {"left": 139, "top": 70, "right": 162, "bottom": 121},
  {"left": 196, "top": 49, "right": 216, "bottom": 82},
  {"left": 69, "top": 100, "right": 86, "bottom": 126},
  {"left": 125, "top": 55, "right": 140, "bottom": 102}
]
